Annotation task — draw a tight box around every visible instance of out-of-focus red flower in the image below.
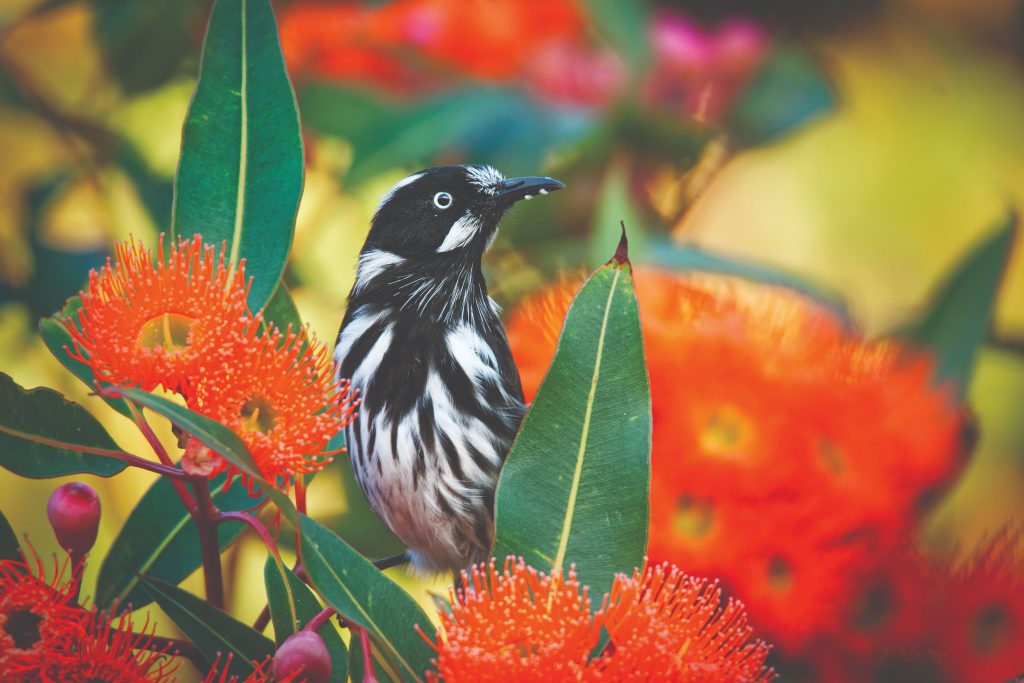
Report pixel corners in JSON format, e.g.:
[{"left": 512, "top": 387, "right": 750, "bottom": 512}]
[
  {"left": 279, "top": 0, "right": 586, "bottom": 91},
  {"left": 64, "top": 235, "right": 250, "bottom": 395},
  {"left": 425, "top": 558, "right": 600, "bottom": 682},
  {"left": 506, "top": 269, "right": 967, "bottom": 656},
  {"left": 185, "top": 322, "right": 358, "bottom": 491},
  {"left": 933, "top": 532, "right": 1024, "bottom": 683},
  {"left": 0, "top": 558, "right": 85, "bottom": 680},
  {"left": 592, "top": 561, "right": 775, "bottom": 682},
  {"left": 647, "top": 12, "right": 769, "bottom": 122}
]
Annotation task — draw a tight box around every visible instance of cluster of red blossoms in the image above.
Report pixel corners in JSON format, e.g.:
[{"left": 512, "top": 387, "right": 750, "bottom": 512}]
[
  {"left": 278, "top": 1, "right": 767, "bottom": 120},
  {"left": 507, "top": 269, "right": 1022, "bottom": 681},
  {"left": 426, "top": 558, "right": 775, "bottom": 682},
  {"left": 0, "top": 556, "right": 295, "bottom": 683},
  {"left": 62, "top": 236, "right": 357, "bottom": 492}
]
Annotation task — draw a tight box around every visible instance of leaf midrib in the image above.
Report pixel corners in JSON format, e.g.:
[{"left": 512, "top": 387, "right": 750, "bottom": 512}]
[
  {"left": 552, "top": 266, "right": 622, "bottom": 572},
  {"left": 228, "top": 0, "right": 249, "bottom": 267}
]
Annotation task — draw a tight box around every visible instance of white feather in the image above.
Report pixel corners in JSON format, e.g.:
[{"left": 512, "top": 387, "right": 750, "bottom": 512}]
[
  {"left": 376, "top": 172, "right": 425, "bottom": 210},
  {"left": 464, "top": 165, "right": 504, "bottom": 195},
  {"left": 436, "top": 214, "right": 482, "bottom": 253},
  {"left": 353, "top": 249, "right": 405, "bottom": 294}
]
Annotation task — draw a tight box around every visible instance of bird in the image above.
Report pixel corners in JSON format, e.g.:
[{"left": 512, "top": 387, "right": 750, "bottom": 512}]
[{"left": 334, "top": 164, "right": 564, "bottom": 575}]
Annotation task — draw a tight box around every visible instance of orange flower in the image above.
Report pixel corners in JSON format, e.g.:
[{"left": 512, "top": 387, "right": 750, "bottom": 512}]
[
  {"left": 933, "top": 532, "right": 1024, "bottom": 683},
  {"left": 185, "top": 321, "right": 358, "bottom": 490},
  {"left": 592, "top": 561, "right": 775, "bottom": 682},
  {"left": 0, "top": 558, "right": 85, "bottom": 680},
  {"left": 65, "top": 235, "right": 250, "bottom": 395},
  {"left": 425, "top": 559, "right": 601, "bottom": 682},
  {"left": 506, "top": 269, "right": 967, "bottom": 655}
]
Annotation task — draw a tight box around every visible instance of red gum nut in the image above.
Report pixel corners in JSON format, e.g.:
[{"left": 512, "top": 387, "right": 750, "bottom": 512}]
[
  {"left": 47, "top": 482, "right": 101, "bottom": 556},
  {"left": 273, "top": 631, "right": 332, "bottom": 683}
]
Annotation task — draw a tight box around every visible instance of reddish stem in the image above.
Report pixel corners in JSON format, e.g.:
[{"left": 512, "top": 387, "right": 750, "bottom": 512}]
[
  {"left": 214, "top": 510, "right": 281, "bottom": 561},
  {"left": 192, "top": 478, "right": 225, "bottom": 609},
  {"left": 357, "top": 626, "right": 378, "bottom": 683},
  {"left": 303, "top": 606, "right": 336, "bottom": 634},
  {"left": 252, "top": 604, "right": 272, "bottom": 633},
  {"left": 125, "top": 401, "right": 197, "bottom": 512}
]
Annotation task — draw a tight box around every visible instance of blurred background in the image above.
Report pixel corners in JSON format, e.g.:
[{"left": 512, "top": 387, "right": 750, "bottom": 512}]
[{"left": 0, "top": 0, "right": 1022, "bottom": 680}]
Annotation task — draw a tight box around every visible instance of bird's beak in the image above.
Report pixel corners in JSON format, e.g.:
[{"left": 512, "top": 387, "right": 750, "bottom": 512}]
[{"left": 495, "top": 176, "right": 565, "bottom": 205}]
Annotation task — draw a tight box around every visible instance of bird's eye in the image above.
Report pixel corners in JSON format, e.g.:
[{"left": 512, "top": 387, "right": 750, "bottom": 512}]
[{"left": 433, "top": 192, "right": 453, "bottom": 209}]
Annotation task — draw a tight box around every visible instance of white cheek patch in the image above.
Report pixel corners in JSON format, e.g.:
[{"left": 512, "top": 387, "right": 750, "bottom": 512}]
[
  {"left": 377, "top": 172, "right": 425, "bottom": 210},
  {"left": 436, "top": 214, "right": 481, "bottom": 252}
]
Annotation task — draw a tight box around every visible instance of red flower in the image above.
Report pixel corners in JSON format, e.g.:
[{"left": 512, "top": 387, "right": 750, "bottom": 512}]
[
  {"left": 506, "top": 270, "right": 967, "bottom": 656},
  {"left": 65, "top": 235, "right": 250, "bottom": 395},
  {"left": 0, "top": 558, "right": 85, "bottom": 680},
  {"left": 203, "top": 655, "right": 295, "bottom": 683},
  {"left": 185, "top": 321, "right": 358, "bottom": 490},
  {"left": 932, "top": 532, "right": 1024, "bottom": 683},
  {"left": 592, "top": 561, "right": 775, "bottom": 682},
  {"left": 425, "top": 558, "right": 600, "bottom": 682},
  {"left": 34, "top": 611, "right": 177, "bottom": 683}
]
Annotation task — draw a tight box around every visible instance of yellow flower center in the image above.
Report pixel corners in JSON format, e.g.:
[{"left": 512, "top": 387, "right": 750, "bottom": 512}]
[
  {"left": 240, "top": 396, "right": 276, "bottom": 434},
  {"left": 672, "top": 495, "right": 714, "bottom": 539},
  {"left": 137, "top": 313, "right": 194, "bottom": 354},
  {"left": 698, "top": 404, "right": 754, "bottom": 458}
]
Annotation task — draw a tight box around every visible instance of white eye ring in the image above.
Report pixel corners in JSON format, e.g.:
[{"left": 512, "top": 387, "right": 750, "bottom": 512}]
[{"left": 433, "top": 192, "right": 453, "bottom": 209}]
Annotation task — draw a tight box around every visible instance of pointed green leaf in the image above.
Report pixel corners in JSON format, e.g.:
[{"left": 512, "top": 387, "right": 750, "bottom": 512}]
[
  {"left": 0, "top": 510, "right": 21, "bottom": 563},
  {"left": 0, "top": 373, "right": 127, "bottom": 479},
  {"left": 906, "top": 211, "right": 1017, "bottom": 397},
  {"left": 300, "top": 515, "right": 436, "bottom": 682},
  {"left": 39, "top": 297, "right": 131, "bottom": 418},
  {"left": 142, "top": 575, "right": 275, "bottom": 676},
  {"left": 264, "top": 557, "right": 348, "bottom": 683},
  {"left": 493, "top": 235, "right": 652, "bottom": 600},
  {"left": 96, "top": 474, "right": 254, "bottom": 611},
  {"left": 172, "top": 0, "right": 303, "bottom": 311}
]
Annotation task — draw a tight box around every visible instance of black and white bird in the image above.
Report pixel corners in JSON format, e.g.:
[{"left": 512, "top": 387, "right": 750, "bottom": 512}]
[{"left": 334, "top": 164, "right": 564, "bottom": 575}]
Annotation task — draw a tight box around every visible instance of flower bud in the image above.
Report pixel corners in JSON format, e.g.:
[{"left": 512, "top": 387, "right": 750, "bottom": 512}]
[
  {"left": 273, "top": 630, "right": 331, "bottom": 683},
  {"left": 47, "top": 482, "right": 101, "bottom": 557}
]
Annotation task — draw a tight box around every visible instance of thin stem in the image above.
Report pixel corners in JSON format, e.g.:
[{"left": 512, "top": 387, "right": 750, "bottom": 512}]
[
  {"left": 252, "top": 604, "right": 272, "bottom": 633},
  {"left": 214, "top": 511, "right": 281, "bottom": 562},
  {"left": 0, "top": 426, "right": 187, "bottom": 480},
  {"left": 125, "top": 402, "right": 197, "bottom": 513},
  {"left": 144, "top": 634, "right": 204, "bottom": 667},
  {"left": 192, "top": 479, "right": 225, "bottom": 609},
  {"left": 295, "top": 477, "right": 307, "bottom": 515},
  {"left": 303, "top": 606, "right": 336, "bottom": 634},
  {"left": 357, "top": 626, "right": 378, "bottom": 683}
]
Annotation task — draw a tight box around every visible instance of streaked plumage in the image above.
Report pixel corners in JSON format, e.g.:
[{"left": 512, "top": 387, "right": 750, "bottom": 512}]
[{"left": 334, "top": 165, "right": 564, "bottom": 573}]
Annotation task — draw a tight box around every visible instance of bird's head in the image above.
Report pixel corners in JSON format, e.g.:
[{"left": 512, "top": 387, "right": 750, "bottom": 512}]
[{"left": 365, "top": 164, "right": 564, "bottom": 259}]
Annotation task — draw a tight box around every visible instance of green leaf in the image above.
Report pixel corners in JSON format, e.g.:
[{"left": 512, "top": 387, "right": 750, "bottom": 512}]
[
  {"left": 264, "top": 557, "right": 348, "bottom": 683},
  {"left": 142, "top": 575, "right": 275, "bottom": 676},
  {"left": 172, "top": 0, "right": 303, "bottom": 311},
  {"left": 300, "top": 515, "right": 436, "bottom": 682},
  {"left": 648, "top": 238, "right": 851, "bottom": 323},
  {"left": 905, "top": 211, "right": 1017, "bottom": 397},
  {"left": 0, "top": 510, "right": 21, "bottom": 563},
  {"left": 0, "top": 373, "right": 127, "bottom": 479},
  {"left": 587, "top": 161, "right": 648, "bottom": 269},
  {"left": 493, "top": 235, "right": 651, "bottom": 600},
  {"left": 96, "top": 474, "right": 254, "bottom": 611},
  {"left": 111, "top": 386, "right": 299, "bottom": 525},
  {"left": 39, "top": 297, "right": 131, "bottom": 417},
  {"left": 585, "top": 0, "right": 650, "bottom": 73},
  {"left": 728, "top": 45, "right": 835, "bottom": 146}
]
